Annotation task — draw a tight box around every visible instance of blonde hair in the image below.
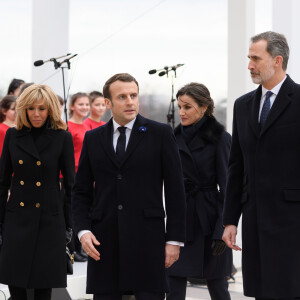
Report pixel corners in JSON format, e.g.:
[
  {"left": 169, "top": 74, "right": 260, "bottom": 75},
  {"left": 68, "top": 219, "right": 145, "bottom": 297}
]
[{"left": 16, "top": 84, "right": 67, "bottom": 130}]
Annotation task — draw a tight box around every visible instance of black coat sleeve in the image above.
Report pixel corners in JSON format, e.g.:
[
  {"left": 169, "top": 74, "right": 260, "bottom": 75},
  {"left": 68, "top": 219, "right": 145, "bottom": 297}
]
[
  {"left": 223, "top": 101, "right": 244, "bottom": 226},
  {"left": 71, "top": 131, "right": 94, "bottom": 234},
  {"left": 162, "top": 125, "right": 186, "bottom": 243},
  {"left": 60, "top": 131, "right": 75, "bottom": 228},
  {"left": 212, "top": 130, "right": 231, "bottom": 240},
  {"left": 0, "top": 129, "right": 13, "bottom": 223}
]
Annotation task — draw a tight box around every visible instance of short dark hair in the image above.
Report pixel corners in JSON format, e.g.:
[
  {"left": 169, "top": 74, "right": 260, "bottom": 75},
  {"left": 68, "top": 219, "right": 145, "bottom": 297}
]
[
  {"left": 89, "top": 91, "right": 104, "bottom": 104},
  {"left": 251, "top": 31, "right": 289, "bottom": 70},
  {"left": 176, "top": 82, "right": 214, "bottom": 116},
  {"left": 0, "top": 95, "right": 17, "bottom": 122},
  {"left": 7, "top": 78, "right": 25, "bottom": 95},
  {"left": 103, "top": 73, "right": 139, "bottom": 100}
]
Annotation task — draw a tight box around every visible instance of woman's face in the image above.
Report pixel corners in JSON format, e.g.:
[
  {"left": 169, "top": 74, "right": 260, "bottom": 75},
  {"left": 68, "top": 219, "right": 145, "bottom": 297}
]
[
  {"left": 178, "top": 94, "right": 207, "bottom": 126},
  {"left": 91, "top": 97, "right": 106, "bottom": 118},
  {"left": 3, "top": 102, "right": 16, "bottom": 123},
  {"left": 26, "top": 99, "right": 49, "bottom": 128},
  {"left": 70, "top": 96, "right": 90, "bottom": 119}
]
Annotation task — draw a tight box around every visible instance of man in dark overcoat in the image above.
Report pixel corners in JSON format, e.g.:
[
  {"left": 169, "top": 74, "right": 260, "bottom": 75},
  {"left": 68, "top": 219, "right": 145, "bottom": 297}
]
[
  {"left": 72, "top": 73, "right": 186, "bottom": 300},
  {"left": 223, "top": 31, "right": 300, "bottom": 299}
]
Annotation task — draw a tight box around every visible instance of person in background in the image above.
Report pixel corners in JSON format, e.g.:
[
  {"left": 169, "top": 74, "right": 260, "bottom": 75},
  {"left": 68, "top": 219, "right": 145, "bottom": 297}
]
[
  {"left": 83, "top": 91, "right": 106, "bottom": 130},
  {"left": 167, "top": 82, "right": 232, "bottom": 300},
  {"left": 19, "top": 82, "right": 34, "bottom": 95},
  {"left": 0, "top": 95, "right": 17, "bottom": 157},
  {"left": 68, "top": 92, "right": 90, "bottom": 262},
  {"left": 0, "top": 84, "right": 75, "bottom": 300},
  {"left": 7, "top": 79, "right": 25, "bottom": 97}
]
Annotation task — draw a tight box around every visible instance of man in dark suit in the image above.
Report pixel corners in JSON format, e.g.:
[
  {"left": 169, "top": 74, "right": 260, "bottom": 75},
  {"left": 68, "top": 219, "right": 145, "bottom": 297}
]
[
  {"left": 222, "top": 31, "right": 300, "bottom": 300},
  {"left": 72, "top": 73, "right": 186, "bottom": 300}
]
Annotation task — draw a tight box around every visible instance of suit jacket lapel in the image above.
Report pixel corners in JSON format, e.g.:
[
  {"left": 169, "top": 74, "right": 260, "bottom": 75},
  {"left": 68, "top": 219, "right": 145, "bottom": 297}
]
[
  {"left": 260, "top": 75, "right": 293, "bottom": 136},
  {"left": 248, "top": 86, "right": 261, "bottom": 138},
  {"left": 97, "top": 120, "right": 119, "bottom": 167},
  {"left": 120, "top": 114, "right": 148, "bottom": 166},
  {"left": 16, "top": 129, "right": 40, "bottom": 160}
]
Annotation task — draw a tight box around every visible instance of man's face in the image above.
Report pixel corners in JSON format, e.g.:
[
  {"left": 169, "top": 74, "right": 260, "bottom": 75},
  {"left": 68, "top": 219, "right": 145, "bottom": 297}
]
[
  {"left": 248, "top": 40, "right": 275, "bottom": 85},
  {"left": 105, "top": 80, "right": 139, "bottom": 126}
]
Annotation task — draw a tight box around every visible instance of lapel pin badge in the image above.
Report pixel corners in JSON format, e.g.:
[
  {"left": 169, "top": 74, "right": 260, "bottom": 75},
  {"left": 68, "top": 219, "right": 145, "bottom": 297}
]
[{"left": 139, "top": 126, "right": 147, "bottom": 133}]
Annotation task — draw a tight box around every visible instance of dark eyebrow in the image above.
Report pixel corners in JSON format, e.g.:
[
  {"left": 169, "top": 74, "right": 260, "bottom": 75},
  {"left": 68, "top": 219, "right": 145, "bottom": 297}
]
[{"left": 248, "top": 55, "right": 260, "bottom": 60}]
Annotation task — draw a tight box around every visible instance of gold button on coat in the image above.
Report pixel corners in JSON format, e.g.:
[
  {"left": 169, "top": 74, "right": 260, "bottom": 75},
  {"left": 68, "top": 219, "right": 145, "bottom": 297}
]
[
  {"left": 36, "top": 182, "right": 41, "bottom": 187},
  {"left": 35, "top": 203, "right": 40, "bottom": 208},
  {"left": 20, "top": 202, "right": 24, "bottom": 207},
  {"left": 20, "top": 181, "right": 24, "bottom": 185},
  {"left": 19, "top": 160, "right": 23, "bottom": 165},
  {"left": 36, "top": 161, "right": 41, "bottom": 166}
]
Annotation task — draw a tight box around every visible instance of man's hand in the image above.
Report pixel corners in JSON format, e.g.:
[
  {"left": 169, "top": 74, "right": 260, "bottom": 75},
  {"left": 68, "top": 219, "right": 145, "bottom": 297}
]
[
  {"left": 165, "top": 244, "right": 180, "bottom": 268},
  {"left": 222, "top": 225, "right": 242, "bottom": 251},
  {"left": 80, "top": 232, "right": 101, "bottom": 261}
]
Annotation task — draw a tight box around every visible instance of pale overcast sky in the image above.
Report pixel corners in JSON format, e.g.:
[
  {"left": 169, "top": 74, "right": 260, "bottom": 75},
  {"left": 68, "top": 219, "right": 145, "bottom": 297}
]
[{"left": 0, "top": 0, "right": 272, "bottom": 102}]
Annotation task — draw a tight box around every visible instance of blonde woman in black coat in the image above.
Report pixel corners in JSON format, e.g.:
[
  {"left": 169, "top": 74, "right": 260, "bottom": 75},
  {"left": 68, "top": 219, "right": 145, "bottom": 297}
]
[
  {"left": 167, "top": 83, "right": 232, "bottom": 300},
  {"left": 0, "top": 84, "right": 75, "bottom": 300}
]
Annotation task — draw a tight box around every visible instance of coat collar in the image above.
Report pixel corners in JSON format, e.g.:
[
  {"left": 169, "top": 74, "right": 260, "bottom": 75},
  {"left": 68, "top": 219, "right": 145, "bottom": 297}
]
[
  {"left": 260, "top": 75, "right": 293, "bottom": 135},
  {"left": 248, "top": 75, "right": 294, "bottom": 137},
  {"left": 15, "top": 126, "right": 56, "bottom": 160},
  {"left": 97, "top": 114, "right": 148, "bottom": 167}
]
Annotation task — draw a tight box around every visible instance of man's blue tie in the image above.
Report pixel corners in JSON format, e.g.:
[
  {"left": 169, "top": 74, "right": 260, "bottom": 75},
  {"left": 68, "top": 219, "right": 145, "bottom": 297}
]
[
  {"left": 260, "top": 91, "right": 273, "bottom": 127},
  {"left": 116, "top": 126, "right": 126, "bottom": 161}
]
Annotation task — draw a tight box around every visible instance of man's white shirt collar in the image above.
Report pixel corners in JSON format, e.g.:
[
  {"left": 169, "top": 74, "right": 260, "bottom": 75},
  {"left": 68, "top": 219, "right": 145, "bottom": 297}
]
[
  {"left": 112, "top": 117, "right": 136, "bottom": 132},
  {"left": 261, "top": 75, "right": 287, "bottom": 97}
]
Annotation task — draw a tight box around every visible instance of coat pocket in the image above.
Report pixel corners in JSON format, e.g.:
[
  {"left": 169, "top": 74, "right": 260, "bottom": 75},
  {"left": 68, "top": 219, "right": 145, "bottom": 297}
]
[
  {"left": 143, "top": 208, "right": 165, "bottom": 218},
  {"left": 283, "top": 189, "right": 300, "bottom": 202}
]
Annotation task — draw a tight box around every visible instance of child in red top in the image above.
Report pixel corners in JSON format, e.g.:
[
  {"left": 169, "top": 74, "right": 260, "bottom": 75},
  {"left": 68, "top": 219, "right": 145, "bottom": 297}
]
[
  {"left": 0, "top": 95, "right": 17, "bottom": 157},
  {"left": 83, "top": 91, "right": 106, "bottom": 130},
  {"left": 67, "top": 92, "right": 90, "bottom": 173}
]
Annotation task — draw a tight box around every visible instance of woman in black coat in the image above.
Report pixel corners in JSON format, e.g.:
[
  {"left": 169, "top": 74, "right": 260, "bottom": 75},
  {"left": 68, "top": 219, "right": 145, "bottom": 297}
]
[
  {"left": 167, "top": 83, "right": 232, "bottom": 300},
  {"left": 0, "top": 84, "right": 75, "bottom": 300}
]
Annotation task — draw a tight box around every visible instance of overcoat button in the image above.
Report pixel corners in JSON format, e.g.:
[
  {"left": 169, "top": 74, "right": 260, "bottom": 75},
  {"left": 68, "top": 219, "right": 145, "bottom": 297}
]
[
  {"left": 19, "top": 160, "right": 23, "bottom": 165},
  {"left": 20, "top": 181, "right": 24, "bottom": 185},
  {"left": 36, "top": 182, "right": 41, "bottom": 187},
  {"left": 35, "top": 203, "right": 40, "bottom": 208},
  {"left": 36, "top": 161, "right": 41, "bottom": 166},
  {"left": 20, "top": 202, "right": 24, "bottom": 207},
  {"left": 117, "top": 174, "right": 122, "bottom": 180},
  {"left": 117, "top": 204, "right": 123, "bottom": 210}
]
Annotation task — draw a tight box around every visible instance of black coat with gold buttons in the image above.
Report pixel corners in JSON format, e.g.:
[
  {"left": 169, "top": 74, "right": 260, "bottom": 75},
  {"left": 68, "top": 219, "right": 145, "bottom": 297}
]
[{"left": 0, "top": 125, "right": 75, "bottom": 288}]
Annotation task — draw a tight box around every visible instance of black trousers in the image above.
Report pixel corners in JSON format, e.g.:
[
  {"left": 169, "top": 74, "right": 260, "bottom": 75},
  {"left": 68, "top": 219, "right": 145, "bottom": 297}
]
[
  {"left": 8, "top": 286, "right": 52, "bottom": 300},
  {"left": 93, "top": 291, "right": 165, "bottom": 300},
  {"left": 166, "top": 276, "right": 230, "bottom": 300}
]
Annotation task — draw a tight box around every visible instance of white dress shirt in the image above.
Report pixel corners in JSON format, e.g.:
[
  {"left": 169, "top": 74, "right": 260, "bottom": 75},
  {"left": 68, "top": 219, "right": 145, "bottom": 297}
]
[
  {"left": 78, "top": 117, "right": 183, "bottom": 246},
  {"left": 258, "top": 75, "right": 287, "bottom": 121}
]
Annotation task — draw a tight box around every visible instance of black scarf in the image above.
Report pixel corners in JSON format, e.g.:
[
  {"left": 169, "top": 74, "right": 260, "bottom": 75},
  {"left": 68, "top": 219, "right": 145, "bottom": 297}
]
[{"left": 180, "top": 116, "right": 207, "bottom": 144}]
